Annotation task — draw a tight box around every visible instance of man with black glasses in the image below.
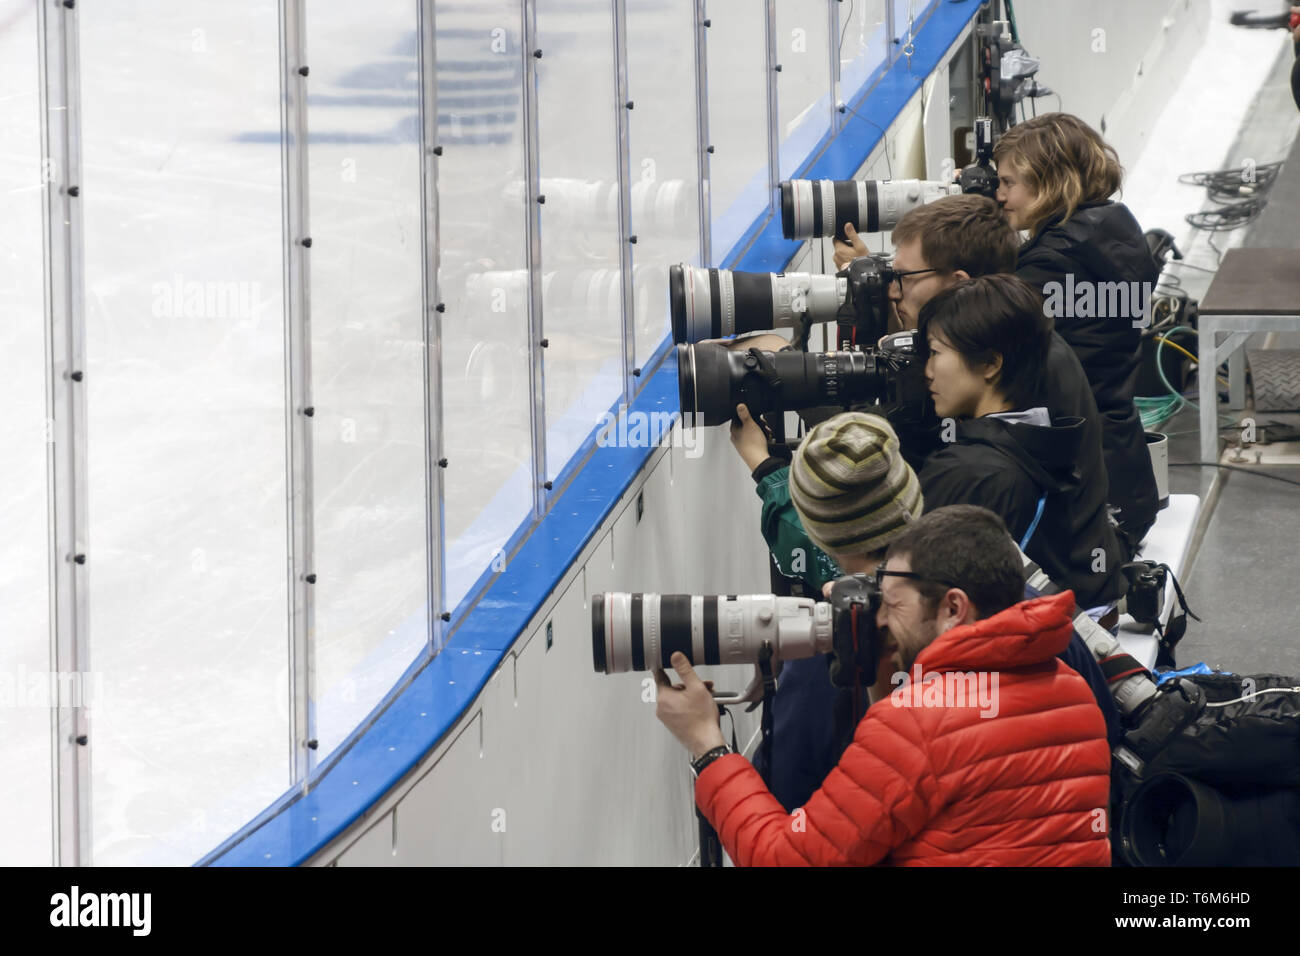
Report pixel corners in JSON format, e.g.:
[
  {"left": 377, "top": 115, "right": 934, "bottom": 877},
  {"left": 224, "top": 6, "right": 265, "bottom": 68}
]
[{"left": 653, "top": 505, "right": 1112, "bottom": 867}]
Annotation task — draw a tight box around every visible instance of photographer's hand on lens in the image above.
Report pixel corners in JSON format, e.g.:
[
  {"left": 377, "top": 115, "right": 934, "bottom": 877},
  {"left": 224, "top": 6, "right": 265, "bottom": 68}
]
[
  {"left": 730, "top": 403, "right": 773, "bottom": 472},
  {"left": 832, "top": 222, "right": 870, "bottom": 271},
  {"left": 654, "top": 653, "right": 727, "bottom": 760}
]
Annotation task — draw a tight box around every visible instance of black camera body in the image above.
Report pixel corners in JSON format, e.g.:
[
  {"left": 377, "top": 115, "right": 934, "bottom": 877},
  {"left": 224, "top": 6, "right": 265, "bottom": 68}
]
[
  {"left": 1120, "top": 560, "right": 1166, "bottom": 626},
  {"left": 1120, "top": 677, "right": 1206, "bottom": 762},
  {"left": 826, "top": 574, "right": 884, "bottom": 693},
  {"left": 833, "top": 254, "right": 892, "bottom": 349},
  {"left": 957, "top": 117, "right": 999, "bottom": 199}
]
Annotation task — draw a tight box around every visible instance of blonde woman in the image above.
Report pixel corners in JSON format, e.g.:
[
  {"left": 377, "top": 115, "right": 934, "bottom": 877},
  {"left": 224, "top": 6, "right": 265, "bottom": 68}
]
[{"left": 994, "top": 113, "right": 1159, "bottom": 552}]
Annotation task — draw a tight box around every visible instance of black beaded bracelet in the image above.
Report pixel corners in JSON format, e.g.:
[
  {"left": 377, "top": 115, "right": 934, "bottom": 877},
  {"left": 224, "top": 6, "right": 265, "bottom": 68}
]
[{"left": 690, "top": 745, "right": 732, "bottom": 778}]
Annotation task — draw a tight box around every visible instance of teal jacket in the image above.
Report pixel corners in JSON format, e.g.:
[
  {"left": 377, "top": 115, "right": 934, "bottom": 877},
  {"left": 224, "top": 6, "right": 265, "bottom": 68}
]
[{"left": 754, "top": 461, "right": 842, "bottom": 592}]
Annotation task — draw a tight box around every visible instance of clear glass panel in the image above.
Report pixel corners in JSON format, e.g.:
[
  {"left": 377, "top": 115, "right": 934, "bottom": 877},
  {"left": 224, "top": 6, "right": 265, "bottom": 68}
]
[
  {"left": 437, "top": 2, "right": 534, "bottom": 611},
  {"left": 704, "top": 0, "right": 771, "bottom": 257},
  {"left": 840, "top": 0, "right": 890, "bottom": 103},
  {"left": 0, "top": 0, "right": 54, "bottom": 867},
  {"left": 80, "top": 0, "right": 289, "bottom": 865},
  {"left": 891, "top": 0, "right": 932, "bottom": 63},
  {"left": 775, "top": 0, "right": 832, "bottom": 179},
  {"left": 627, "top": 0, "right": 702, "bottom": 370},
  {"left": 535, "top": 1, "right": 623, "bottom": 482},
  {"left": 304, "top": 3, "right": 428, "bottom": 760}
]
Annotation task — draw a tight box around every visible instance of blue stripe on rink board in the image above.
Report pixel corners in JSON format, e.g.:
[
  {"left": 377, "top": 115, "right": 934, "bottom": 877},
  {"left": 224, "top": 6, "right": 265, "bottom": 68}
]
[{"left": 201, "top": 0, "right": 983, "bottom": 867}]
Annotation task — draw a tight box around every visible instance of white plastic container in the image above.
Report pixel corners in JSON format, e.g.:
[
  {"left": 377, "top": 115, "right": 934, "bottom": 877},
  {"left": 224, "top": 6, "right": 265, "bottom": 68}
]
[{"left": 1146, "top": 432, "right": 1169, "bottom": 509}]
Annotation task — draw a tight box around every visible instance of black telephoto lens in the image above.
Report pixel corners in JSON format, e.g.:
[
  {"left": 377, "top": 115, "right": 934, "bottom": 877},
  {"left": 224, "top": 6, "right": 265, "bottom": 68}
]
[{"left": 677, "top": 343, "right": 898, "bottom": 427}]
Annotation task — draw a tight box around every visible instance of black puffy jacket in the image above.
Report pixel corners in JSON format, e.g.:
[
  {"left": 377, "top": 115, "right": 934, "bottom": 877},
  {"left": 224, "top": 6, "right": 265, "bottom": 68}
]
[
  {"left": 1015, "top": 201, "right": 1161, "bottom": 548},
  {"left": 919, "top": 414, "right": 1127, "bottom": 609}
]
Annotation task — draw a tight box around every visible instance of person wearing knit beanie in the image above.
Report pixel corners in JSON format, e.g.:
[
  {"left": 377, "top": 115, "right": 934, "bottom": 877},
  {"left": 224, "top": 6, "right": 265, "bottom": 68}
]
[{"left": 788, "top": 412, "right": 924, "bottom": 565}]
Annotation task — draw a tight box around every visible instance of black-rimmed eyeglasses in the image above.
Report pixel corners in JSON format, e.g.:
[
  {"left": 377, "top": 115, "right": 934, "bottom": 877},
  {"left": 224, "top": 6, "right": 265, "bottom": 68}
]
[
  {"left": 872, "top": 563, "right": 960, "bottom": 592},
  {"left": 888, "top": 267, "right": 939, "bottom": 291}
]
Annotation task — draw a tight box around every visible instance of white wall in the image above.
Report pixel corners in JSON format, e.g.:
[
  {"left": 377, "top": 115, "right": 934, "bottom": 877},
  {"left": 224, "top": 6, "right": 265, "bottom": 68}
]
[
  {"left": 1010, "top": 0, "right": 1209, "bottom": 176},
  {"left": 319, "top": 424, "right": 771, "bottom": 866}
]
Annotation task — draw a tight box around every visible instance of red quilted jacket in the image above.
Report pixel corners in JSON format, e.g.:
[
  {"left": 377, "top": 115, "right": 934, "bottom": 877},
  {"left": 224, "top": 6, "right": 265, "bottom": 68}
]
[{"left": 695, "top": 590, "right": 1111, "bottom": 866}]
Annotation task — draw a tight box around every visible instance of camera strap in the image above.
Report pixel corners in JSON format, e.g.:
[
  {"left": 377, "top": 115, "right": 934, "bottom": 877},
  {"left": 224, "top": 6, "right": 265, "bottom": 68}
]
[
  {"left": 1153, "top": 564, "right": 1201, "bottom": 669},
  {"left": 745, "top": 347, "right": 785, "bottom": 391},
  {"left": 850, "top": 605, "right": 866, "bottom": 727},
  {"left": 698, "top": 702, "right": 739, "bottom": 868},
  {"left": 697, "top": 811, "right": 725, "bottom": 867},
  {"left": 698, "top": 649, "right": 777, "bottom": 867},
  {"left": 1018, "top": 495, "right": 1047, "bottom": 550},
  {"left": 747, "top": 642, "right": 778, "bottom": 788}
]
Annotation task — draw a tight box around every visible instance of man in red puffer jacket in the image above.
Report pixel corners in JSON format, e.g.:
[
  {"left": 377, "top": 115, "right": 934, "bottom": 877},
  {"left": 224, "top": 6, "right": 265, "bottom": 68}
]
[{"left": 655, "top": 504, "right": 1111, "bottom": 866}]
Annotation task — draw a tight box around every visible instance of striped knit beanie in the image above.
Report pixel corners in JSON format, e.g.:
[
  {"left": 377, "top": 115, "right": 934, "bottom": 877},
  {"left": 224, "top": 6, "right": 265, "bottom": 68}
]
[{"left": 789, "top": 412, "right": 924, "bottom": 557}]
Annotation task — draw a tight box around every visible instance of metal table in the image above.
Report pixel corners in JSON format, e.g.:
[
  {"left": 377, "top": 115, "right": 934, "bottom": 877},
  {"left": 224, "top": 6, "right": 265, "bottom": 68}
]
[{"left": 1197, "top": 248, "right": 1300, "bottom": 462}]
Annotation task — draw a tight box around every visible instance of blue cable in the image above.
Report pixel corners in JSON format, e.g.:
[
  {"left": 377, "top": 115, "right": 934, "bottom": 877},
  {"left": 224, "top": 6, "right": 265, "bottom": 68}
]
[{"left": 1019, "top": 494, "right": 1046, "bottom": 549}]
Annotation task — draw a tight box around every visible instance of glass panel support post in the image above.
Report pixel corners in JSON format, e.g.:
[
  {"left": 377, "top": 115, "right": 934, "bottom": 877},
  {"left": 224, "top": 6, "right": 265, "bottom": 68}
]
[
  {"left": 416, "top": 0, "right": 447, "bottom": 648},
  {"left": 521, "top": 0, "right": 548, "bottom": 516},
  {"left": 612, "top": 0, "right": 637, "bottom": 400},
  {"left": 764, "top": 0, "right": 779, "bottom": 210},
  {"left": 694, "top": 0, "right": 712, "bottom": 267},
  {"left": 277, "top": 0, "right": 318, "bottom": 787},
  {"left": 38, "top": 0, "right": 92, "bottom": 869}
]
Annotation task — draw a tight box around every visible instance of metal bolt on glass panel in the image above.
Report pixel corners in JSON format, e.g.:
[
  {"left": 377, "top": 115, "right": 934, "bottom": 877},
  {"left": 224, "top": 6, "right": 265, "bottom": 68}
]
[
  {"left": 278, "top": 0, "right": 318, "bottom": 786},
  {"left": 521, "top": 0, "right": 548, "bottom": 515},
  {"left": 38, "top": 0, "right": 92, "bottom": 868},
  {"left": 418, "top": 0, "right": 448, "bottom": 651}
]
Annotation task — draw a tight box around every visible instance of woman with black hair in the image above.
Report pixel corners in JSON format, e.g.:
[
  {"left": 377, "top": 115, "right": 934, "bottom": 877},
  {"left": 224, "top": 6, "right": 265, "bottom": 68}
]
[
  {"left": 994, "top": 113, "right": 1160, "bottom": 554},
  {"left": 918, "top": 274, "right": 1127, "bottom": 615}
]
